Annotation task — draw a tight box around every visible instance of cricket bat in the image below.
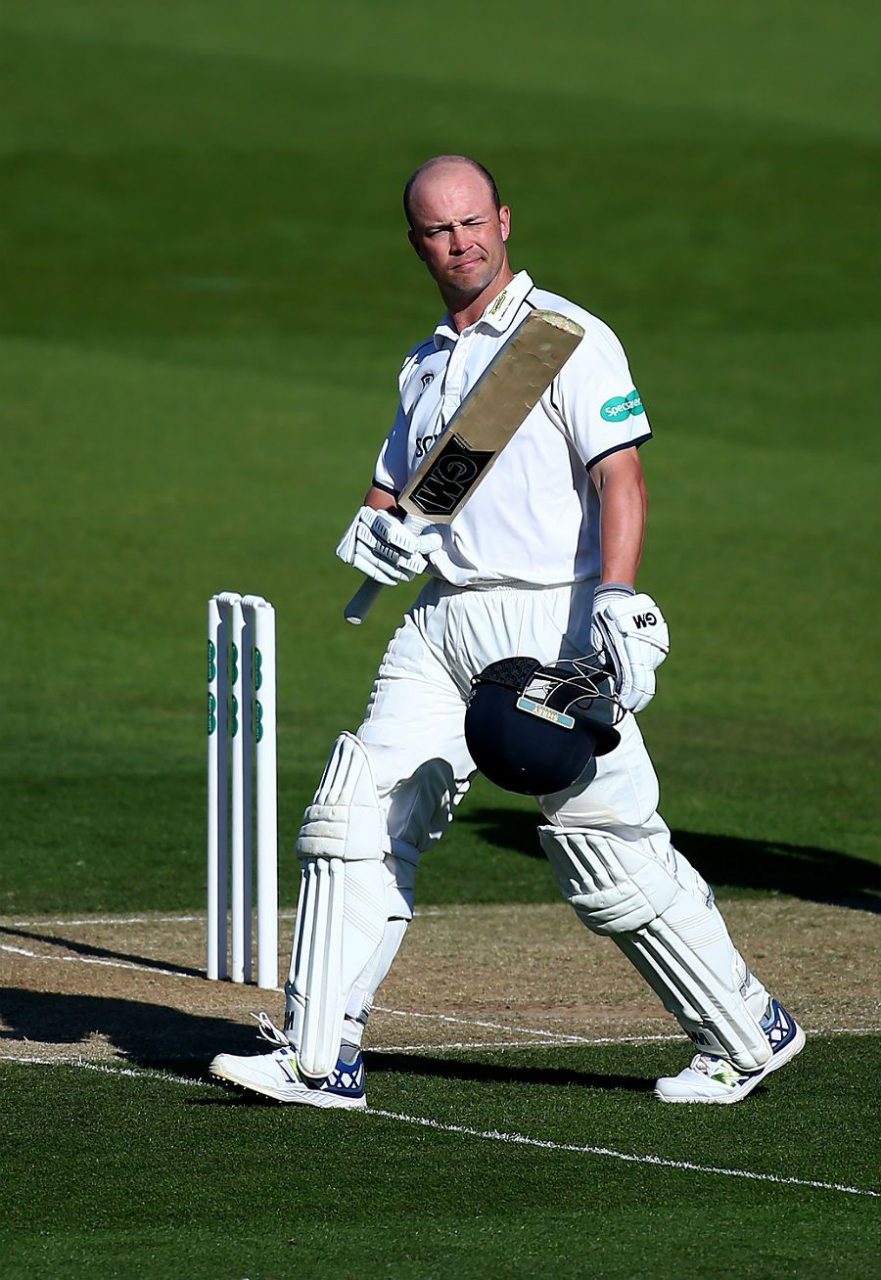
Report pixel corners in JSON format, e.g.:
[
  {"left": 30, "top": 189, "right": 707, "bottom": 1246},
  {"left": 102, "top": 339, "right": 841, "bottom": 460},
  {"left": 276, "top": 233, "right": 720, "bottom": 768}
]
[{"left": 344, "top": 309, "right": 584, "bottom": 625}]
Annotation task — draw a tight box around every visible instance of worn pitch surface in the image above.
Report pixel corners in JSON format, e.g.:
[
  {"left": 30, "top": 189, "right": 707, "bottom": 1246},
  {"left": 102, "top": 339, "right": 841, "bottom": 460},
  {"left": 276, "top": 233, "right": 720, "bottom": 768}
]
[{"left": 1, "top": 900, "right": 877, "bottom": 1067}]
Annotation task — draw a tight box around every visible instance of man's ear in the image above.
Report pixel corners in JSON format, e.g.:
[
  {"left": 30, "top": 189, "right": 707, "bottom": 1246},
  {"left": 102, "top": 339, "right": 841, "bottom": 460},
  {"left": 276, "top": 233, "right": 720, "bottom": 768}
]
[
  {"left": 499, "top": 205, "right": 511, "bottom": 243},
  {"left": 408, "top": 227, "right": 424, "bottom": 260}
]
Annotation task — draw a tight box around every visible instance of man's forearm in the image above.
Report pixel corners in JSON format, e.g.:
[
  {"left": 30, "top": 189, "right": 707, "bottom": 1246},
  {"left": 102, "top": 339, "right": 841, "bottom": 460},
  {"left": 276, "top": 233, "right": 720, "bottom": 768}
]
[
  {"left": 591, "top": 451, "right": 647, "bottom": 586},
  {"left": 599, "top": 481, "right": 646, "bottom": 584},
  {"left": 363, "top": 485, "right": 398, "bottom": 512}
]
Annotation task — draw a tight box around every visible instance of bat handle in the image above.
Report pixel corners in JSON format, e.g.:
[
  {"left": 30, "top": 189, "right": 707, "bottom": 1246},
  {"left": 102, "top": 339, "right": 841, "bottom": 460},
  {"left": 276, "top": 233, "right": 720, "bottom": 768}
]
[
  {"left": 344, "top": 513, "right": 431, "bottom": 626},
  {"left": 344, "top": 577, "right": 384, "bottom": 626}
]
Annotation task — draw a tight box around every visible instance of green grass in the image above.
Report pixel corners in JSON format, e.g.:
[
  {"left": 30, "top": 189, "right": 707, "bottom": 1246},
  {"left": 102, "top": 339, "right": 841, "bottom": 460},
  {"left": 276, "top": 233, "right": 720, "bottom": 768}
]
[
  {"left": 1, "top": 2, "right": 879, "bottom": 1275},
  {"left": 2, "top": 1036, "right": 879, "bottom": 1280}
]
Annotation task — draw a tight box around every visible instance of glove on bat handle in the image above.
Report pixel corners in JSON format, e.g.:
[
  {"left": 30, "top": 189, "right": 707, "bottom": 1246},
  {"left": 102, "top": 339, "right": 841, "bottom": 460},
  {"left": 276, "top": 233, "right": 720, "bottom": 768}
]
[{"left": 344, "top": 513, "right": 430, "bottom": 626}]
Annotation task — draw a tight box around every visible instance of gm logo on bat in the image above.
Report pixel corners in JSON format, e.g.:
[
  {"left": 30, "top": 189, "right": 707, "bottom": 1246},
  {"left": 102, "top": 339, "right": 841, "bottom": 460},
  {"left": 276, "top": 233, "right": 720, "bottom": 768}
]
[
  {"left": 600, "top": 390, "right": 644, "bottom": 422},
  {"left": 409, "top": 436, "right": 495, "bottom": 517}
]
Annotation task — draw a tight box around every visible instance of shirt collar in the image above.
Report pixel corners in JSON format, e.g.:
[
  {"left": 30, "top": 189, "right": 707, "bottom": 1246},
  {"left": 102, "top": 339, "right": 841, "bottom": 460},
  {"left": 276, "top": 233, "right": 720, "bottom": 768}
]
[{"left": 433, "top": 270, "right": 535, "bottom": 347}]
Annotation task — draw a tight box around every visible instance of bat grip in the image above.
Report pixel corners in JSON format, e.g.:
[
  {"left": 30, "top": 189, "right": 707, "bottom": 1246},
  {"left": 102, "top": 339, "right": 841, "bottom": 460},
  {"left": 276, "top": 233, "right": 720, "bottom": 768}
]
[
  {"left": 344, "top": 577, "right": 384, "bottom": 625},
  {"left": 343, "top": 513, "right": 431, "bottom": 626}
]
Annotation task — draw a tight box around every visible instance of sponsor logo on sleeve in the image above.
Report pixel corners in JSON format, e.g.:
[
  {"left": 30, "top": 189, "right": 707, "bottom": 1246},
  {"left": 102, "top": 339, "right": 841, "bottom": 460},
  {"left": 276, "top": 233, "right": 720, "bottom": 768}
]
[{"left": 600, "top": 390, "right": 645, "bottom": 422}]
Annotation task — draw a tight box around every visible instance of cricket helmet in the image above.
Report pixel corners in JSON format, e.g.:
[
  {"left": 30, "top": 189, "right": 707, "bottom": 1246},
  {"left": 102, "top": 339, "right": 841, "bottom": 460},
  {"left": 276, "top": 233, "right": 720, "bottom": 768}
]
[{"left": 464, "top": 653, "right": 623, "bottom": 796}]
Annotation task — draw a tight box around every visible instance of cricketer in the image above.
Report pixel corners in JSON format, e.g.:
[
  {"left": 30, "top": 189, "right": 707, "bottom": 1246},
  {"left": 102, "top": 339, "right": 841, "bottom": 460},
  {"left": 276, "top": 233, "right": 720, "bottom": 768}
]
[{"left": 211, "top": 156, "right": 805, "bottom": 1108}]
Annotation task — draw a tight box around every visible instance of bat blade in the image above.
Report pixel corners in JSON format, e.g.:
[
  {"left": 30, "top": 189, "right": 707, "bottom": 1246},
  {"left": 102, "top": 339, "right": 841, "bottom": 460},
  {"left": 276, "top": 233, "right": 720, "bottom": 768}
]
[
  {"left": 400, "top": 309, "right": 584, "bottom": 521},
  {"left": 345, "top": 309, "right": 584, "bottom": 625}
]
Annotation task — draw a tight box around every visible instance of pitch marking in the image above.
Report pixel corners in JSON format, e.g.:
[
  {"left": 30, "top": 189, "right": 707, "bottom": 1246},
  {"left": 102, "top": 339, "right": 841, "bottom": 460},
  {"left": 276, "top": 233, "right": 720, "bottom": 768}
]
[
  {"left": 0, "top": 943, "right": 207, "bottom": 981},
  {"left": 375, "top": 1004, "right": 614, "bottom": 1043},
  {"left": 1, "top": 1055, "right": 876, "bottom": 1200},
  {"left": 2, "top": 912, "right": 297, "bottom": 929},
  {"left": 365, "top": 1107, "right": 880, "bottom": 1199},
  {"left": 6, "top": 1055, "right": 198, "bottom": 1087},
  {"left": 373, "top": 1033, "right": 687, "bottom": 1053},
  {"left": 3, "top": 943, "right": 880, "bottom": 1049}
]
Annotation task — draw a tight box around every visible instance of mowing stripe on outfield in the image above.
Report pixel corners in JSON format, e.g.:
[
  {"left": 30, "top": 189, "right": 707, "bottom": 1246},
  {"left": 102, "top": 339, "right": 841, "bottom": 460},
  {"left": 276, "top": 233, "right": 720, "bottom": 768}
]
[{"left": 2, "top": 1054, "right": 877, "bottom": 1200}]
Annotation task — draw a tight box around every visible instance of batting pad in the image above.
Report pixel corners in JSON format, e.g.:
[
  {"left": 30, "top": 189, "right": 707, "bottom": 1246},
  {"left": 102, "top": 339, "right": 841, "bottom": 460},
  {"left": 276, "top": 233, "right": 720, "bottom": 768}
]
[
  {"left": 297, "top": 731, "right": 386, "bottom": 862},
  {"left": 288, "top": 733, "right": 387, "bottom": 1078},
  {"left": 539, "top": 826, "right": 771, "bottom": 1072}
]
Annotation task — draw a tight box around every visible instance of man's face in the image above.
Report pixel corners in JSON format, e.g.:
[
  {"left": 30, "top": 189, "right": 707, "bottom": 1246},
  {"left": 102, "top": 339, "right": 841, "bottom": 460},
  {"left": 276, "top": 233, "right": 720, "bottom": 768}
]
[{"left": 407, "top": 164, "right": 511, "bottom": 306}]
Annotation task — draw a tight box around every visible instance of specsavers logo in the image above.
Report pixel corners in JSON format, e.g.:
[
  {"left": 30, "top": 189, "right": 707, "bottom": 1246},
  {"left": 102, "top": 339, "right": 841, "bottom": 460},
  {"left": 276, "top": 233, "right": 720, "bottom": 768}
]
[{"left": 601, "top": 390, "right": 644, "bottom": 422}]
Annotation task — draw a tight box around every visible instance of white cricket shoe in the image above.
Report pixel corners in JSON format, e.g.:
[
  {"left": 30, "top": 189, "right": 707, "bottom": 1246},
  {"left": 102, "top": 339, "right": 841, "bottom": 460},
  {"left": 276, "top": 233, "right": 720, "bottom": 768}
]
[
  {"left": 654, "top": 999, "right": 805, "bottom": 1104},
  {"left": 209, "top": 1013, "right": 367, "bottom": 1110}
]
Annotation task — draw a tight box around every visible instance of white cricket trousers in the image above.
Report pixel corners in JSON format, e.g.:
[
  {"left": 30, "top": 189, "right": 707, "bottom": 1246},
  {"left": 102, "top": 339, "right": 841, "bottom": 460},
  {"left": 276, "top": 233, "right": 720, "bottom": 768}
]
[
  {"left": 358, "top": 577, "right": 666, "bottom": 864},
  {"left": 302, "top": 576, "right": 768, "bottom": 1043},
  {"left": 332, "top": 578, "right": 666, "bottom": 1031}
]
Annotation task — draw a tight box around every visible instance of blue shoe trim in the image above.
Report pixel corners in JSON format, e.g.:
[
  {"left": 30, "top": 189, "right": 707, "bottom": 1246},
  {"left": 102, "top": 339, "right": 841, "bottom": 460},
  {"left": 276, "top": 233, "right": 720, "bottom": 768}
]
[
  {"left": 319, "top": 1054, "right": 366, "bottom": 1099},
  {"left": 761, "top": 999, "right": 798, "bottom": 1056}
]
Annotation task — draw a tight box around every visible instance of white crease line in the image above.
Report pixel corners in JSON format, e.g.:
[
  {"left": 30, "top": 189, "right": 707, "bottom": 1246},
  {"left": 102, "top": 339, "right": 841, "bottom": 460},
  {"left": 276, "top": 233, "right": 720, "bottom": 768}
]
[
  {"left": 2, "top": 912, "right": 298, "bottom": 929},
  {"left": 0, "top": 942, "right": 285, "bottom": 991},
  {"left": 375, "top": 1005, "right": 667, "bottom": 1044},
  {"left": 3, "top": 947, "right": 875, "bottom": 1044},
  {"left": 365, "top": 1108, "right": 880, "bottom": 1199},
  {"left": 806, "top": 1025, "right": 881, "bottom": 1036},
  {"left": 1, "top": 1054, "right": 875, "bottom": 1200},
  {"left": 3, "top": 915, "right": 203, "bottom": 928},
  {"left": 373, "top": 1039, "right": 585, "bottom": 1053},
  {"left": 3, "top": 945, "right": 879, "bottom": 1045},
  {"left": 2, "top": 1055, "right": 199, "bottom": 1087},
  {"left": 371, "top": 1034, "right": 687, "bottom": 1053},
  {"left": 376, "top": 1006, "right": 881, "bottom": 1044},
  {"left": 0, "top": 943, "right": 205, "bottom": 981},
  {"left": 370, "top": 1027, "right": 881, "bottom": 1054}
]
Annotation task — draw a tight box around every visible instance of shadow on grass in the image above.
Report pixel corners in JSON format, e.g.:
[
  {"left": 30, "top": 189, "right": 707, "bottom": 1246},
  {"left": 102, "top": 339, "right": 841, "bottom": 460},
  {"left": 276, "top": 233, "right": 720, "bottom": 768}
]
[
  {"left": 459, "top": 808, "right": 881, "bottom": 913},
  {"left": 0, "top": 987, "right": 256, "bottom": 1065},
  {"left": 0, "top": 988, "right": 655, "bottom": 1097},
  {"left": 366, "top": 1049, "right": 653, "bottom": 1094},
  {"left": 191, "top": 1050, "right": 655, "bottom": 1106}
]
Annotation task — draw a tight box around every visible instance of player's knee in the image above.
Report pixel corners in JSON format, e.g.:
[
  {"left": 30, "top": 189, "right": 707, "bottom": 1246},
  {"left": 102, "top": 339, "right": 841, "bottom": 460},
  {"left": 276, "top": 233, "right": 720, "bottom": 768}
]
[
  {"left": 386, "top": 756, "right": 464, "bottom": 853},
  {"left": 541, "top": 780, "right": 660, "bottom": 832},
  {"left": 297, "top": 732, "right": 386, "bottom": 862}
]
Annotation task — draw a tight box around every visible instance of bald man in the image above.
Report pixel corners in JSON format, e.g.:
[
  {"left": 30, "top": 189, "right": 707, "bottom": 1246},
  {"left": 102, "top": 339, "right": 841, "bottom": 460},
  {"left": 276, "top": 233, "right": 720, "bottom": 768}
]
[{"left": 210, "top": 156, "right": 804, "bottom": 1109}]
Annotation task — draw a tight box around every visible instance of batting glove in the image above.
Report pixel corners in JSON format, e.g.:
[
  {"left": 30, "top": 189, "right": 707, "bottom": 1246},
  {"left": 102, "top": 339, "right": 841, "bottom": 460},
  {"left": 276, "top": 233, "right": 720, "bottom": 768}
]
[
  {"left": 590, "top": 584, "right": 669, "bottom": 713},
  {"left": 336, "top": 507, "right": 443, "bottom": 586}
]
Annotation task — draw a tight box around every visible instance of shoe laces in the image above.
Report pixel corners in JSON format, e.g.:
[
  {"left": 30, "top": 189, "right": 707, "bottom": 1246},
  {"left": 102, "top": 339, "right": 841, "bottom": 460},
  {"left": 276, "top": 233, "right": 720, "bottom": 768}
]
[{"left": 251, "top": 1011, "right": 290, "bottom": 1048}]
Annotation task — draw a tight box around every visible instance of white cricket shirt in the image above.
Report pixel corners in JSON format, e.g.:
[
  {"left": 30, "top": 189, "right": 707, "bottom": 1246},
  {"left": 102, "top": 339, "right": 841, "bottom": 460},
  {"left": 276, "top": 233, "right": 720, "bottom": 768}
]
[{"left": 373, "top": 270, "right": 651, "bottom": 587}]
